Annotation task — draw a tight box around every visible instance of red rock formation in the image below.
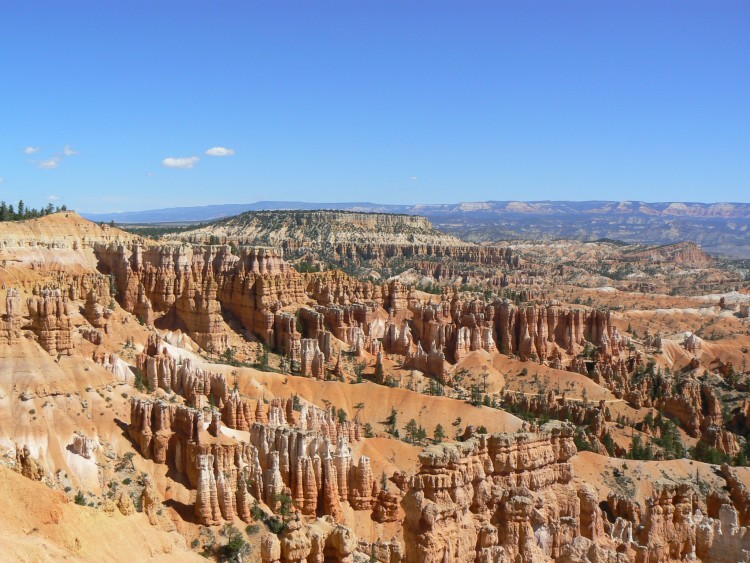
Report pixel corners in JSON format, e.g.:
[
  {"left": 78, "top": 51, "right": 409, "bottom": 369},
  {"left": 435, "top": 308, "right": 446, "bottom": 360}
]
[
  {"left": 71, "top": 433, "right": 97, "bottom": 459},
  {"left": 14, "top": 444, "right": 45, "bottom": 481},
  {"left": 84, "top": 289, "right": 111, "bottom": 332},
  {"left": 194, "top": 453, "right": 221, "bottom": 526},
  {"left": 372, "top": 489, "right": 400, "bottom": 523},
  {"left": 636, "top": 482, "right": 697, "bottom": 561},
  {"left": 683, "top": 333, "right": 702, "bottom": 354},
  {"left": 405, "top": 341, "right": 448, "bottom": 382},
  {"left": 500, "top": 391, "right": 612, "bottom": 443},
  {"left": 720, "top": 463, "right": 750, "bottom": 526},
  {"left": 600, "top": 476, "right": 750, "bottom": 563},
  {"left": 129, "top": 378, "right": 371, "bottom": 526},
  {"left": 401, "top": 422, "right": 590, "bottom": 562},
  {"left": 26, "top": 288, "right": 73, "bottom": 355},
  {"left": 300, "top": 338, "right": 325, "bottom": 378},
  {"left": 1, "top": 287, "right": 21, "bottom": 343},
  {"left": 95, "top": 243, "right": 307, "bottom": 354},
  {"left": 141, "top": 475, "right": 162, "bottom": 526},
  {"left": 356, "top": 539, "right": 403, "bottom": 563}
]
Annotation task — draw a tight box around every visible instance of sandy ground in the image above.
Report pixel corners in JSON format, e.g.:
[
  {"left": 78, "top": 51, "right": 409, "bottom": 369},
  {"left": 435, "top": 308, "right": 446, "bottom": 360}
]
[
  {"left": 0, "top": 465, "right": 202, "bottom": 562},
  {"left": 234, "top": 367, "right": 525, "bottom": 440},
  {"left": 572, "top": 450, "right": 727, "bottom": 507}
]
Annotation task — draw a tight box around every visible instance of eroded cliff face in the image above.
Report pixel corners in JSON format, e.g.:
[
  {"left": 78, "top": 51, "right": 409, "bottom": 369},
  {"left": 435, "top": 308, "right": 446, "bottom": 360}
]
[
  {"left": 169, "top": 210, "right": 521, "bottom": 267},
  {"left": 615, "top": 477, "right": 750, "bottom": 563},
  {"left": 392, "top": 293, "right": 629, "bottom": 380},
  {"left": 401, "top": 422, "right": 596, "bottom": 562},
  {"left": 25, "top": 288, "right": 74, "bottom": 355},
  {"left": 5, "top": 209, "right": 750, "bottom": 563},
  {"left": 130, "top": 394, "right": 382, "bottom": 527},
  {"left": 398, "top": 425, "right": 750, "bottom": 563},
  {"left": 95, "top": 243, "right": 306, "bottom": 353},
  {"left": 95, "top": 241, "right": 637, "bottom": 394},
  {"left": 128, "top": 337, "right": 395, "bottom": 531}
]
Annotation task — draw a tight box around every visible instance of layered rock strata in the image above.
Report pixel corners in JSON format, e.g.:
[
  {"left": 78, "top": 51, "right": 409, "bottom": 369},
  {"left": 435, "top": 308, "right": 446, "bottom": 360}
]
[
  {"left": 401, "top": 422, "right": 596, "bottom": 562},
  {"left": 26, "top": 288, "right": 74, "bottom": 355}
]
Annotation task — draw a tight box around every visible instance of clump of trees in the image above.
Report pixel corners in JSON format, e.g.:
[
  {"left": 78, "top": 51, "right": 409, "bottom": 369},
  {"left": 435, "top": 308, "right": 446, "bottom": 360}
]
[{"left": 0, "top": 200, "right": 67, "bottom": 221}]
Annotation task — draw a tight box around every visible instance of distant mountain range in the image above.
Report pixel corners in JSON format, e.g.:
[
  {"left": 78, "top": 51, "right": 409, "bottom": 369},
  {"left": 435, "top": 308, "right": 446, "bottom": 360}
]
[
  {"left": 83, "top": 201, "right": 405, "bottom": 224},
  {"left": 83, "top": 200, "right": 750, "bottom": 258}
]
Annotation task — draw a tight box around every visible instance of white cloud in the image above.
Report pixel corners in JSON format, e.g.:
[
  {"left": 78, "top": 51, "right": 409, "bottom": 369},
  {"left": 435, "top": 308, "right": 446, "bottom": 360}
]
[
  {"left": 48, "top": 195, "right": 59, "bottom": 201},
  {"left": 409, "top": 176, "right": 418, "bottom": 181},
  {"left": 146, "top": 172, "right": 154, "bottom": 177},
  {"left": 162, "top": 156, "right": 199, "bottom": 169},
  {"left": 24, "top": 146, "right": 40, "bottom": 154},
  {"left": 38, "top": 157, "right": 61, "bottom": 169},
  {"left": 63, "top": 145, "right": 78, "bottom": 156},
  {"left": 205, "top": 146, "right": 236, "bottom": 157}
]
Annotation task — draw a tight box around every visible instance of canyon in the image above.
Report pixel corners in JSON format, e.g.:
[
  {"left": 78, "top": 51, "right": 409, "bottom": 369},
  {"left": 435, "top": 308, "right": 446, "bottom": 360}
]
[{"left": 1, "top": 210, "right": 749, "bottom": 562}]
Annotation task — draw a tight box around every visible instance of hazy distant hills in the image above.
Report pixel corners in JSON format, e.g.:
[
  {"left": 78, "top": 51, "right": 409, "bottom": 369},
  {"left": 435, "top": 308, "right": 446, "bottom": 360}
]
[
  {"left": 83, "top": 201, "right": 404, "bottom": 223},
  {"left": 84, "top": 200, "right": 750, "bottom": 258}
]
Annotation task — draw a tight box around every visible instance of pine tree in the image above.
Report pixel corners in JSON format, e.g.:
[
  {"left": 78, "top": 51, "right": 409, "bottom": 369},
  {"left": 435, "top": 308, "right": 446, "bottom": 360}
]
[
  {"left": 384, "top": 407, "right": 398, "bottom": 435},
  {"left": 405, "top": 419, "right": 418, "bottom": 443}
]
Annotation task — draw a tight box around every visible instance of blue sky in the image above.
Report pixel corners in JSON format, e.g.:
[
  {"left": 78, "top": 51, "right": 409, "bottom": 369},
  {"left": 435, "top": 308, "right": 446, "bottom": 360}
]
[{"left": 1, "top": 1, "right": 748, "bottom": 212}]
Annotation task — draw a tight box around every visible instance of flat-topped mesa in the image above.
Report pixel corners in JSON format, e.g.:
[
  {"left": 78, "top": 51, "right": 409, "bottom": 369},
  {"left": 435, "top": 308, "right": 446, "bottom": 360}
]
[
  {"left": 324, "top": 242, "right": 519, "bottom": 267},
  {"left": 402, "top": 422, "right": 601, "bottom": 563},
  {"left": 177, "top": 210, "right": 434, "bottom": 243},
  {"left": 172, "top": 212, "right": 523, "bottom": 279},
  {"left": 26, "top": 287, "right": 74, "bottom": 355},
  {"left": 289, "top": 210, "right": 432, "bottom": 231}
]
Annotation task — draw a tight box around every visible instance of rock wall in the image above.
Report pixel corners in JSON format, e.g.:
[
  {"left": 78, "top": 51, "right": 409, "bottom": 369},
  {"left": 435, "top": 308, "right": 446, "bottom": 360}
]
[
  {"left": 1, "top": 287, "right": 22, "bottom": 343},
  {"left": 26, "top": 288, "right": 74, "bottom": 355},
  {"left": 401, "top": 422, "right": 600, "bottom": 562},
  {"left": 129, "top": 396, "right": 376, "bottom": 526},
  {"left": 95, "top": 243, "right": 305, "bottom": 354},
  {"left": 390, "top": 293, "right": 629, "bottom": 378}
]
